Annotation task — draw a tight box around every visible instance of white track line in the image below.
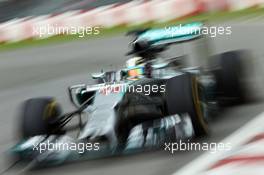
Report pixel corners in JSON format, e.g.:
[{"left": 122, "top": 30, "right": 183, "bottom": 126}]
[{"left": 173, "top": 111, "right": 264, "bottom": 175}]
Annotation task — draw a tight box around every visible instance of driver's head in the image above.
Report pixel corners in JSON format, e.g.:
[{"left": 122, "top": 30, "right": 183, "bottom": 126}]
[{"left": 126, "top": 57, "right": 144, "bottom": 68}]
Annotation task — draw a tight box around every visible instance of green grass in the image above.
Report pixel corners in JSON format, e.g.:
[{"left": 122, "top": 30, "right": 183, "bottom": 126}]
[{"left": 0, "top": 7, "right": 264, "bottom": 52}]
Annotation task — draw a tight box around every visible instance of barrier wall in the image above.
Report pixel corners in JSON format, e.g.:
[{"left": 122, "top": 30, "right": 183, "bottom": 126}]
[{"left": 0, "top": 0, "right": 263, "bottom": 43}]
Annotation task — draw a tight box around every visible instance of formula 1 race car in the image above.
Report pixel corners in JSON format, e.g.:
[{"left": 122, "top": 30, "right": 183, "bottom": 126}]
[{"left": 10, "top": 22, "right": 249, "bottom": 167}]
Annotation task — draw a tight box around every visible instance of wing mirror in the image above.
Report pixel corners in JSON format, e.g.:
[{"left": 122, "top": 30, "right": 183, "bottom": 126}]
[{"left": 68, "top": 84, "right": 86, "bottom": 107}]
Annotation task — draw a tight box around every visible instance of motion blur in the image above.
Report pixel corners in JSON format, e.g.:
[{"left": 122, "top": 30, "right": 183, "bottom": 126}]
[{"left": 0, "top": 1, "right": 264, "bottom": 175}]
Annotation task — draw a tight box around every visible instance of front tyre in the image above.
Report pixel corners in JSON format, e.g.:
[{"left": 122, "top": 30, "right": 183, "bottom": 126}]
[
  {"left": 20, "top": 97, "right": 62, "bottom": 138},
  {"left": 165, "top": 73, "right": 209, "bottom": 137}
]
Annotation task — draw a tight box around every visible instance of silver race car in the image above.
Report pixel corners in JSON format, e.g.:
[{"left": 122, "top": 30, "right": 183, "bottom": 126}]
[{"left": 10, "top": 22, "right": 248, "bottom": 168}]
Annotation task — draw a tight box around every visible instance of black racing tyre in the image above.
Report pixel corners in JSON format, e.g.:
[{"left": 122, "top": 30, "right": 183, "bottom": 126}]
[
  {"left": 20, "top": 97, "right": 62, "bottom": 138},
  {"left": 165, "top": 73, "right": 209, "bottom": 137},
  {"left": 211, "top": 51, "right": 246, "bottom": 105}
]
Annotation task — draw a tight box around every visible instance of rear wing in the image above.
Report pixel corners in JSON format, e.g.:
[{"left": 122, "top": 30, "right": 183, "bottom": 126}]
[{"left": 133, "top": 22, "right": 203, "bottom": 46}]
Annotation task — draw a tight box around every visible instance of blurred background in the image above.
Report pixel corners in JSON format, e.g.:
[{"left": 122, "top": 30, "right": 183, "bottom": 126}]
[
  {"left": 0, "top": 0, "right": 264, "bottom": 175},
  {"left": 0, "top": 0, "right": 132, "bottom": 22}
]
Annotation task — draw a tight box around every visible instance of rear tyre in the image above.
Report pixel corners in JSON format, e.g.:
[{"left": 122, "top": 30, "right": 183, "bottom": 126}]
[
  {"left": 211, "top": 51, "right": 247, "bottom": 105},
  {"left": 20, "top": 97, "right": 62, "bottom": 138},
  {"left": 165, "top": 73, "right": 209, "bottom": 137}
]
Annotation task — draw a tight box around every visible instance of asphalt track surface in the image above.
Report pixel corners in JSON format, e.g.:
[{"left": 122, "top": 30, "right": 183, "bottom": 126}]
[{"left": 0, "top": 19, "right": 264, "bottom": 175}]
